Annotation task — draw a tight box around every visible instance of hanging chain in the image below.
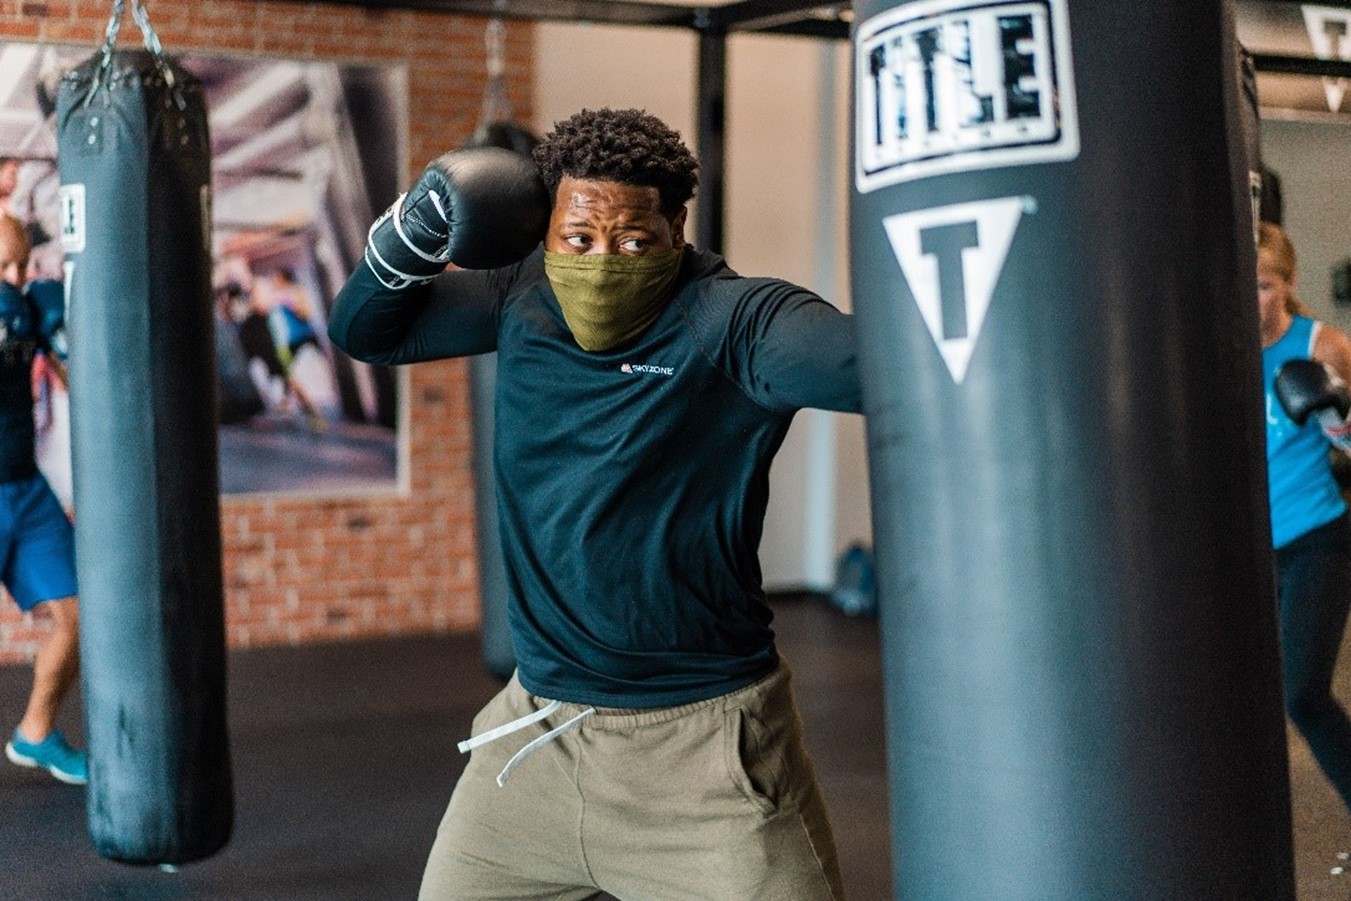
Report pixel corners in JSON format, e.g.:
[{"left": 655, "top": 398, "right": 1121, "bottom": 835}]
[
  {"left": 479, "top": 13, "right": 514, "bottom": 126},
  {"left": 86, "top": 0, "right": 183, "bottom": 109},
  {"left": 485, "top": 16, "right": 506, "bottom": 80},
  {"left": 86, "top": 0, "right": 125, "bottom": 104},
  {"left": 132, "top": 0, "right": 167, "bottom": 63}
]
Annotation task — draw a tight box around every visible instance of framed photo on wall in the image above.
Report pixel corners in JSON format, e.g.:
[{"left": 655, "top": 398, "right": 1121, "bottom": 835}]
[{"left": 0, "top": 43, "right": 405, "bottom": 498}]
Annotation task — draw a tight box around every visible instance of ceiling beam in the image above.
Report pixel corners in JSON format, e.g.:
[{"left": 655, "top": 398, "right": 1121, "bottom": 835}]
[
  {"left": 305, "top": 0, "right": 695, "bottom": 28},
  {"left": 1252, "top": 53, "right": 1351, "bottom": 79},
  {"left": 289, "top": 0, "right": 1351, "bottom": 41},
  {"left": 701, "top": 0, "right": 849, "bottom": 35},
  {"left": 1249, "top": 0, "right": 1351, "bottom": 6},
  {"left": 297, "top": 0, "right": 851, "bottom": 35}
]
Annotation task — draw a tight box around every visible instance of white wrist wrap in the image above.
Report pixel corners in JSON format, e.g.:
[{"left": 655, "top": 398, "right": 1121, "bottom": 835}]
[{"left": 363, "top": 195, "right": 441, "bottom": 290}]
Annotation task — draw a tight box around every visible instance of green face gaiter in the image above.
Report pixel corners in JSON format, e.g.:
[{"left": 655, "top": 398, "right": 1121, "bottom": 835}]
[{"left": 544, "top": 249, "right": 683, "bottom": 352}]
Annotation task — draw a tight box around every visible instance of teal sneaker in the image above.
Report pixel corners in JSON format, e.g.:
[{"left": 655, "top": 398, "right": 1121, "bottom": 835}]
[{"left": 5, "top": 729, "right": 88, "bottom": 785}]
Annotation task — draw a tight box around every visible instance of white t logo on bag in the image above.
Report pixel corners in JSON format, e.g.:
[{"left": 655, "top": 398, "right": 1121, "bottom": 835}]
[{"left": 883, "top": 196, "right": 1031, "bottom": 384}]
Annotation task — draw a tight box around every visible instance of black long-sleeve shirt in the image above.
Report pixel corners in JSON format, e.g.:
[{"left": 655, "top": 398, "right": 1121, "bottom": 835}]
[
  {"left": 0, "top": 286, "right": 51, "bottom": 483},
  {"left": 330, "top": 247, "right": 861, "bottom": 707}
]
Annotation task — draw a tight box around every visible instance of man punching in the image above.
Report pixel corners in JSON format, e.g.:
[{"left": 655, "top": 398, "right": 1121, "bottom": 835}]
[
  {"left": 0, "top": 213, "right": 85, "bottom": 786},
  {"left": 330, "top": 108, "right": 861, "bottom": 899}
]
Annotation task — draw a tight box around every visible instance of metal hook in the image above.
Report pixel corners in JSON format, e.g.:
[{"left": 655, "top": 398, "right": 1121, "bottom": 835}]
[
  {"left": 83, "top": 0, "right": 124, "bottom": 108},
  {"left": 485, "top": 17, "right": 506, "bottom": 79},
  {"left": 480, "top": 10, "right": 513, "bottom": 126}
]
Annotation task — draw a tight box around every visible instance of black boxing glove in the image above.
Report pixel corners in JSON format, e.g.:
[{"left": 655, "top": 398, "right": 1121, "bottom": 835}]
[
  {"left": 25, "top": 279, "right": 67, "bottom": 360},
  {"left": 364, "top": 146, "right": 550, "bottom": 289},
  {"left": 1275, "top": 357, "right": 1351, "bottom": 449},
  {"left": 0, "top": 281, "right": 35, "bottom": 343}
]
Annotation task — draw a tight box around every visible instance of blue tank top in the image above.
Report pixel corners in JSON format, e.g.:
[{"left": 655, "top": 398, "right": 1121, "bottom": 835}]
[{"left": 1264, "top": 314, "right": 1347, "bottom": 548}]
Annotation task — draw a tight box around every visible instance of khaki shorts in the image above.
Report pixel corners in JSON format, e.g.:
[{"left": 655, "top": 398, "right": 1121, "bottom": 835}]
[{"left": 420, "top": 661, "right": 844, "bottom": 900}]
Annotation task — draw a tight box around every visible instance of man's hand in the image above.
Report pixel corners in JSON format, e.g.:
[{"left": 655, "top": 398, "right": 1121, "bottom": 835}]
[{"left": 26, "top": 279, "right": 67, "bottom": 360}]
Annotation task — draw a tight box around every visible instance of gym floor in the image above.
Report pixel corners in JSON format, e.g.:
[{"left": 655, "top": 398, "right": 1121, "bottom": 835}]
[{"left": 0, "top": 594, "right": 1346, "bottom": 900}]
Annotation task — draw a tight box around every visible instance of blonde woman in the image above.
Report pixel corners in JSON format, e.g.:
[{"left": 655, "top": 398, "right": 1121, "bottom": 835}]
[{"left": 1261, "top": 221, "right": 1351, "bottom": 812}]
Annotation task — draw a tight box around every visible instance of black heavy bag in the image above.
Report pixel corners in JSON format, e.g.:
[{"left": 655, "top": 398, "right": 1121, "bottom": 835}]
[
  {"left": 851, "top": 2, "right": 1293, "bottom": 897},
  {"left": 56, "top": 11, "right": 233, "bottom": 865},
  {"left": 1236, "top": 46, "right": 1287, "bottom": 232},
  {"left": 215, "top": 316, "right": 266, "bottom": 425},
  {"left": 465, "top": 111, "right": 539, "bottom": 681},
  {"left": 1236, "top": 40, "right": 1283, "bottom": 226},
  {"left": 469, "top": 353, "right": 513, "bottom": 680},
  {"left": 466, "top": 15, "right": 538, "bottom": 680}
]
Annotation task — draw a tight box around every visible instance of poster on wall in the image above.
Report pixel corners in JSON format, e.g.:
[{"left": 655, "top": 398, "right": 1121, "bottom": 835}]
[{"left": 0, "top": 43, "right": 405, "bottom": 498}]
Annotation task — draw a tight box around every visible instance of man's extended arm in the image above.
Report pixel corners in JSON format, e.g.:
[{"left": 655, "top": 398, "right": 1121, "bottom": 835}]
[{"left": 721, "top": 280, "right": 862, "bottom": 415}]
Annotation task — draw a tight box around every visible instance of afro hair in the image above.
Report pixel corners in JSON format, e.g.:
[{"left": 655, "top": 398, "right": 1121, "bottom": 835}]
[{"left": 533, "top": 108, "right": 699, "bottom": 217}]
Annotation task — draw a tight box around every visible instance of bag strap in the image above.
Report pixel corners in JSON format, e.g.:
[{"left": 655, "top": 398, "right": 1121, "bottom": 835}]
[
  {"left": 477, "top": 15, "right": 514, "bottom": 128},
  {"left": 85, "top": 0, "right": 184, "bottom": 110}
]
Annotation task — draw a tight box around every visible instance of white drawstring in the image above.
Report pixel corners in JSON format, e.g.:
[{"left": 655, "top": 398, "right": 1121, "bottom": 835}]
[
  {"left": 458, "top": 700, "right": 561, "bottom": 754},
  {"left": 494, "top": 708, "right": 594, "bottom": 787},
  {"left": 458, "top": 699, "right": 596, "bottom": 787}
]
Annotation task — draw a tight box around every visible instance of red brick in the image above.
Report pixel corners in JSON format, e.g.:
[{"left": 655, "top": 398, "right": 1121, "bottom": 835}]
[{"left": 0, "top": 1, "right": 527, "bottom": 662}]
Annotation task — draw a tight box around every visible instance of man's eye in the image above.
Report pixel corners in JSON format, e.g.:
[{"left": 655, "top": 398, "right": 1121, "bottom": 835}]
[
  {"left": 565, "top": 235, "right": 588, "bottom": 248},
  {"left": 620, "top": 238, "right": 647, "bottom": 253}
]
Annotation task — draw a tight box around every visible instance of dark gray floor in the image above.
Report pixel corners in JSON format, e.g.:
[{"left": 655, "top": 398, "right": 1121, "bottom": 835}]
[
  {"left": 0, "top": 596, "right": 886, "bottom": 900},
  {"left": 2, "top": 596, "right": 1349, "bottom": 900},
  {"left": 0, "top": 631, "right": 485, "bottom": 900}
]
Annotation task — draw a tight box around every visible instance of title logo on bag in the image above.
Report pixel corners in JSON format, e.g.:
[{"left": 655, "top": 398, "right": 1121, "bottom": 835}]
[
  {"left": 855, "top": 0, "right": 1079, "bottom": 192},
  {"left": 58, "top": 184, "right": 85, "bottom": 255},
  {"left": 884, "top": 196, "right": 1032, "bottom": 384}
]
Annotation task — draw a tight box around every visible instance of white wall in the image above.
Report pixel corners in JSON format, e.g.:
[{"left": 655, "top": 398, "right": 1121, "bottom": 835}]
[
  {"left": 1260, "top": 115, "right": 1351, "bottom": 329},
  {"left": 534, "top": 22, "right": 872, "bottom": 591}
]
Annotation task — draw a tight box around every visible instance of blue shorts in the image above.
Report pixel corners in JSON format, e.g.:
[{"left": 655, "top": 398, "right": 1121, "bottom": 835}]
[{"left": 0, "top": 474, "right": 77, "bottom": 611}]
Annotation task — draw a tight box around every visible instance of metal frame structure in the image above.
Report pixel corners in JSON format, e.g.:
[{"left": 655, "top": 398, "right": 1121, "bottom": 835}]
[
  {"left": 294, "top": 0, "right": 1351, "bottom": 251},
  {"left": 305, "top": 0, "right": 852, "bottom": 250},
  {"left": 308, "top": 0, "right": 851, "bottom": 37}
]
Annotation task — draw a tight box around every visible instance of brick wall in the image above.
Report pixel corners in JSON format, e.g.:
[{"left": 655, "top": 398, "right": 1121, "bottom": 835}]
[{"left": 0, "top": 0, "right": 534, "bottom": 664}]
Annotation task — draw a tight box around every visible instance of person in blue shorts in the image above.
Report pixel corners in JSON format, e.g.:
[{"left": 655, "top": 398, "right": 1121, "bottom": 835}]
[{"left": 0, "top": 213, "right": 85, "bottom": 786}]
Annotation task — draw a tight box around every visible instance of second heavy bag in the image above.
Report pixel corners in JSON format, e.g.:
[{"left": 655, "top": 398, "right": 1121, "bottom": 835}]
[
  {"left": 469, "top": 352, "right": 514, "bottom": 680},
  {"left": 466, "top": 120, "right": 540, "bottom": 681},
  {"left": 850, "top": 2, "right": 1293, "bottom": 897},
  {"left": 56, "top": 47, "right": 233, "bottom": 865}
]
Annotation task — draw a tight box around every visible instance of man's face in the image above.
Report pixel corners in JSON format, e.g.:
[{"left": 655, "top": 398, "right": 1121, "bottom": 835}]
[{"left": 544, "top": 176, "right": 686, "bottom": 257}]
